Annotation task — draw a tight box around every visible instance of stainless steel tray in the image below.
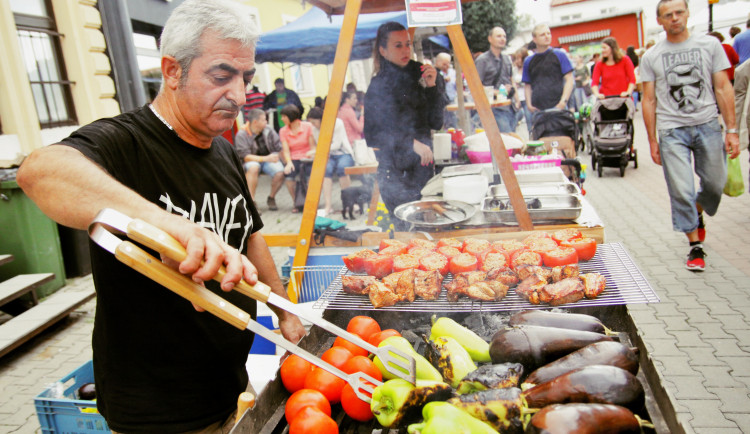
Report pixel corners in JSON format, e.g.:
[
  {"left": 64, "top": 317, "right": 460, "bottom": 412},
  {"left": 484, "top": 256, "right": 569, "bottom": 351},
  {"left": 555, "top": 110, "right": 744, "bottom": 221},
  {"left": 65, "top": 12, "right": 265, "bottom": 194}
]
[
  {"left": 481, "top": 194, "right": 582, "bottom": 222},
  {"left": 488, "top": 182, "right": 580, "bottom": 197}
]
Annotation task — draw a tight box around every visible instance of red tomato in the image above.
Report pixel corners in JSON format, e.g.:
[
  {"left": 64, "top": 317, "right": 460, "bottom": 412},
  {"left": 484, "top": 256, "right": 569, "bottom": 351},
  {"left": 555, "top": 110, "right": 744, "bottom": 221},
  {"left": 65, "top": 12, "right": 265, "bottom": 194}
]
[
  {"left": 522, "top": 231, "right": 552, "bottom": 245},
  {"left": 437, "top": 246, "right": 461, "bottom": 261},
  {"left": 526, "top": 237, "right": 559, "bottom": 254},
  {"left": 304, "top": 367, "right": 346, "bottom": 404},
  {"left": 561, "top": 237, "right": 598, "bottom": 261},
  {"left": 491, "top": 239, "right": 525, "bottom": 257},
  {"left": 346, "top": 316, "right": 381, "bottom": 341},
  {"left": 510, "top": 249, "right": 543, "bottom": 270},
  {"left": 408, "top": 238, "right": 437, "bottom": 251},
  {"left": 462, "top": 238, "right": 490, "bottom": 255},
  {"left": 341, "top": 355, "right": 383, "bottom": 382},
  {"left": 367, "top": 329, "right": 402, "bottom": 348},
  {"left": 341, "top": 383, "right": 374, "bottom": 422},
  {"left": 552, "top": 228, "right": 583, "bottom": 245},
  {"left": 419, "top": 252, "right": 449, "bottom": 275},
  {"left": 436, "top": 237, "right": 463, "bottom": 249},
  {"left": 449, "top": 253, "right": 479, "bottom": 275},
  {"left": 363, "top": 255, "right": 393, "bottom": 278},
  {"left": 379, "top": 238, "right": 406, "bottom": 251},
  {"left": 289, "top": 406, "right": 338, "bottom": 434},
  {"left": 392, "top": 253, "right": 420, "bottom": 272},
  {"left": 321, "top": 346, "right": 353, "bottom": 369},
  {"left": 542, "top": 247, "right": 579, "bottom": 267},
  {"left": 333, "top": 336, "right": 369, "bottom": 358},
  {"left": 480, "top": 251, "right": 510, "bottom": 272},
  {"left": 379, "top": 245, "right": 407, "bottom": 257},
  {"left": 285, "top": 389, "right": 331, "bottom": 424},
  {"left": 342, "top": 249, "right": 376, "bottom": 273},
  {"left": 280, "top": 354, "right": 314, "bottom": 393},
  {"left": 407, "top": 247, "right": 433, "bottom": 259}
]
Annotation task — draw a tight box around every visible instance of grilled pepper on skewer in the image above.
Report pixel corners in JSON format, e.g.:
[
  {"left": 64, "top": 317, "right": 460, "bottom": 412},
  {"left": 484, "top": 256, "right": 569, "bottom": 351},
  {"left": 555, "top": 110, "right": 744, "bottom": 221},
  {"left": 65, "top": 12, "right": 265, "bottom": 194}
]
[
  {"left": 447, "top": 388, "right": 526, "bottom": 434},
  {"left": 370, "top": 379, "right": 454, "bottom": 428},
  {"left": 430, "top": 316, "right": 492, "bottom": 362},
  {"left": 422, "top": 335, "right": 477, "bottom": 388},
  {"left": 373, "top": 336, "right": 443, "bottom": 382},
  {"left": 407, "top": 401, "right": 500, "bottom": 434},
  {"left": 456, "top": 363, "right": 524, "bottom": 395}
]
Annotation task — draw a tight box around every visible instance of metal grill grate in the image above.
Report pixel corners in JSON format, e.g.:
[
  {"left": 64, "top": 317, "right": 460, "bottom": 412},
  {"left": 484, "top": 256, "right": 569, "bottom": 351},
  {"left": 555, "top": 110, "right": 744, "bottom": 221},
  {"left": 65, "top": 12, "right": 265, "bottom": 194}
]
[{"left": 309, "top": 243, "right": 659, "bottom": 312}]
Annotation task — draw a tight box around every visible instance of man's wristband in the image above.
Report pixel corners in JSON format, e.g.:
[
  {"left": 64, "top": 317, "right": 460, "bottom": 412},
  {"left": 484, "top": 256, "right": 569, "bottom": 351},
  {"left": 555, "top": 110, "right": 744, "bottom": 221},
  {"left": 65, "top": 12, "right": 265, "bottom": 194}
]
[{"left": 726, "top": 128, "right": 739, "bottom": 134}]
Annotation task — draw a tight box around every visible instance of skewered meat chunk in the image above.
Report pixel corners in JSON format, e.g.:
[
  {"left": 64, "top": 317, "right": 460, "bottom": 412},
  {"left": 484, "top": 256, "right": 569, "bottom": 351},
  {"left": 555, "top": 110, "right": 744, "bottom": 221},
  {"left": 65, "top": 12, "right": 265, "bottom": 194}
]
[
  {"left": 341, "top": 275, "right": 378, "bottom": 295},
  {"left": 368, "top": 282, "right": 400, "bottom": 308},
  {"left": 516, "top": 264, "right": 552, "bottom": 281},
  {"left": 466, "top": 280, "right": 509, "bottom": 301},
  {"left": 445, "top": 271, "right": 487, "bottom": 302},
  {"left": 515, "top": 275, "right": 547, "bottom": 304},
  {"left": 395, "top": 268, "right": 416, "bottom": 302},
  {"left": 486, "top": 266, "right": 520, "bottom": 288},
  {"left": 382, "top": 270, "right": 405, "bottom": 290},
  {"left": 581, "top": 273, "right": 607, "bottom": 299},
  {"left": 539, "top": 277, "right": 585, "bottom": 306},
  {"left": 550, "top": 264, "right": 580, "bottom": 282},
  {"left": 414, "top": 269, "right": 443, "bottom": 300}
]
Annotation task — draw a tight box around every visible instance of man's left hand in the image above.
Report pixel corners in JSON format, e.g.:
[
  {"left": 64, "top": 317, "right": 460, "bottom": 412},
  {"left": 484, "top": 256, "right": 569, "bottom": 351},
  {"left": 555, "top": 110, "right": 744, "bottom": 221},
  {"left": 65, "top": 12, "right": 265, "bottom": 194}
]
[
  {"left": 726, "top": 132, "right": 741, "bottom": 159},
  {"left": 278, "top": 315, "right": 306, "bottom": 344}
]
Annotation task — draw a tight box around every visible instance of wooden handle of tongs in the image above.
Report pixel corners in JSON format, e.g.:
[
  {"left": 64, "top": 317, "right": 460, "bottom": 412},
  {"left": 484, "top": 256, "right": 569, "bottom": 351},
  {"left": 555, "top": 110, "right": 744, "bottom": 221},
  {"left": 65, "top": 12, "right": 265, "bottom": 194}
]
[
  {"left": 235, "top": 392, "right": 255, "bottom": 426},
  {"left": 125, "top": 219, "right": 273, "bottom": 303},
  {"left": 114, "top": 240, "right": 251, "bottom": 330}
]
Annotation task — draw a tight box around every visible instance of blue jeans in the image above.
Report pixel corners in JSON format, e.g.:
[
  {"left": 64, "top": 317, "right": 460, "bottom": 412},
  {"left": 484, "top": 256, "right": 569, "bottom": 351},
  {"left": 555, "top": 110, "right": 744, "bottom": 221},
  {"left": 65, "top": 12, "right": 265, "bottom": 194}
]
[
  {"left": 658, "top": 118, "right": 727, "bottom": 233},
  {"left": 515, "top": 100, "right": 533, "bottom": 130},
  {"left": 473, "top": 107, "right": 516, "bottom": 133},
  {"left": 243, "top": 160, "right": 284, "bottom": 177},
  {"left": 325, "top": 153, "right": 354, "bottom": 177}
]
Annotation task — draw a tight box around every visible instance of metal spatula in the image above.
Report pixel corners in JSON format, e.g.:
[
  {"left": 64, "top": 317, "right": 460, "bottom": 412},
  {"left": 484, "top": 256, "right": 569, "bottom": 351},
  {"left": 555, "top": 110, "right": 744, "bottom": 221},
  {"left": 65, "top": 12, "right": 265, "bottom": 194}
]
[
  {"left": 88, "top": 209, "right": 417, "bottom": 385},
  {"left": 89, "top": 223, "right": 381, "bottom": 401}
]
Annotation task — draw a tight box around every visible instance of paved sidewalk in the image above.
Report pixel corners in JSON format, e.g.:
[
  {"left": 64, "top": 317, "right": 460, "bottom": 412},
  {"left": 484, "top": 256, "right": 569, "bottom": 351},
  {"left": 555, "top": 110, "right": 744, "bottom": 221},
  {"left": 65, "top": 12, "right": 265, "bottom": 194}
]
[{"left": 1, "top": 110, "right": 749, "bottom": 433}]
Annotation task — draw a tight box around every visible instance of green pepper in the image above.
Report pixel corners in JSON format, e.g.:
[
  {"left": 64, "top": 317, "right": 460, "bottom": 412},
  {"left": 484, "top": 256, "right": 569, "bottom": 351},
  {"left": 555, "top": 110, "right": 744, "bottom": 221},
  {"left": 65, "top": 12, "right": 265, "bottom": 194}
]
[
  {"left": 407, "top": 401, "right": 499, "bottom": 434},
  {"left": 430, "top": 316, "right": 491, "bottom": 363},
  {"left": 370, "top": 379, "right": 454, "bottom": 428},
  {"left": 373, "top": 336, "right": 443, "bottom": 382},
  {"left": 423, "top": 335, "right": 477, "bottom": 388}
]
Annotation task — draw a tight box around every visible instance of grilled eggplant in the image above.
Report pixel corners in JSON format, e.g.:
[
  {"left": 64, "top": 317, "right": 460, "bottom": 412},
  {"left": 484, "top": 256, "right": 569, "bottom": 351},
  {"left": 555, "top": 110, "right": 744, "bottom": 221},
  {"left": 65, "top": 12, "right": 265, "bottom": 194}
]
[
  {"left": 522, "top": 365, "right": 645, "bottom": 412},
  {"left": 422, "top": 335, "right": 477, "bottom": 388},
  {"left": 447, "top": 388, "right": 525, "bottom": 433},
  {"left": 508, "top": 310, "right": 610, "bottom": 335},
  {"left": 489, "top": 325, "right": 613, "bottom": 372},
  {"left": 456, "top": 363, "right": 524, "bottom": 395},
  {"left": 523, "top": 342, "right": 639, "bottom": 388},
  {"left": 525, "top": 403, "right": 645, "bottom": 434}
]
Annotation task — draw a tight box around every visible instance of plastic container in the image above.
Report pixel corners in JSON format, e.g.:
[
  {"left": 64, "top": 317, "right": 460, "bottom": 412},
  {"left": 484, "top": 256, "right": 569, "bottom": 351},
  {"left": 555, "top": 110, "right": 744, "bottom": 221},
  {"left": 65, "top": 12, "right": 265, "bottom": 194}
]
[
  {"left": 522, "top": 141, "right": 547, "bottom": 156},
  {"left": 511, "top": 156, "right": 563, "bottom": 171},
  {"left": 35, "top": 361, "right": 109, "bottom": 434},
  {"left": 443, "top": 174, "right": 488, "bottom": 204},
  {"left": 466, "top": 149, "right": 515, "bottom": 164}
]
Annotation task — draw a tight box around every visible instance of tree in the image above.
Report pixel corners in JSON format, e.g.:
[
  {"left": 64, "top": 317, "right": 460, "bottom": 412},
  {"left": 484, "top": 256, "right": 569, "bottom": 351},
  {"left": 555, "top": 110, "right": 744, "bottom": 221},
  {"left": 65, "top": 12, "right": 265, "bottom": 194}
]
[{"left": 461, "top": 0, "right": 518, "bottom": 54}]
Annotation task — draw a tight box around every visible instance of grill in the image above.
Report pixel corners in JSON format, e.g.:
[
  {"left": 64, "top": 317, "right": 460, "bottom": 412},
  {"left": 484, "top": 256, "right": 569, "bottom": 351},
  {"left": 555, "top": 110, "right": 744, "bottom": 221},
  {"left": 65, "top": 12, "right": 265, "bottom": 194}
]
[{"left": 307, "top": 243, "right": 659, "bottom": 312}]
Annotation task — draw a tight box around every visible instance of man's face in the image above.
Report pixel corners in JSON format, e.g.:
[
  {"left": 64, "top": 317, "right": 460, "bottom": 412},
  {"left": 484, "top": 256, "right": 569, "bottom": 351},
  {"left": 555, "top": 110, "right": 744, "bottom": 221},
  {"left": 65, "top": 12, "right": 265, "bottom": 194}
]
[
  {"left": 250, "top": 115, "right": 267, "bottom": 133},
  {"left": 275, "top": 81, "right": 285, "bottom": 92},
  {"left": 488, "top": 28, "right": 507, "bottom": 51},
  {"left": 533, "top": 26, "right": 552, "bottom": 50},
  {"left": 175, "top": 31, "right": 255, "bottom": 139},
  {"left": 657, "top": 0, "right": 689, "bottom": 36}
]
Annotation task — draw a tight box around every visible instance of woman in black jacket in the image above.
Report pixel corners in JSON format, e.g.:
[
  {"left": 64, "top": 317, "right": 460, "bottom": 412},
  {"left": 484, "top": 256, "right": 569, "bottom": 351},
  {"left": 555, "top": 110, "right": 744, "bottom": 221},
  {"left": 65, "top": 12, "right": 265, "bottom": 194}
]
[{"left": 364, "top": 21, "right": 446, "bottom": 230}]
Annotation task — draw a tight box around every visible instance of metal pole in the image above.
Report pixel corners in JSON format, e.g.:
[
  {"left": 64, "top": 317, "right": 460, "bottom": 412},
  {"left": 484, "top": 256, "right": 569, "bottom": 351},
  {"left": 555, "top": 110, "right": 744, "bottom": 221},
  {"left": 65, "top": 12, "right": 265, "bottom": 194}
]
[{"left": 709, "top": 3, "right": 714, "bottom": 32}]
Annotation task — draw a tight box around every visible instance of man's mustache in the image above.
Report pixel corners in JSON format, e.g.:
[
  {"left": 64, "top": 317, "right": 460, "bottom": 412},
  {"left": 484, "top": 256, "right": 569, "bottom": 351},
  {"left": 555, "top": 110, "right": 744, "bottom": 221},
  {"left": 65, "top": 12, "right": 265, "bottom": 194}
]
[{"left": 215, "top": 99, "right": 240, "bottom": 112}]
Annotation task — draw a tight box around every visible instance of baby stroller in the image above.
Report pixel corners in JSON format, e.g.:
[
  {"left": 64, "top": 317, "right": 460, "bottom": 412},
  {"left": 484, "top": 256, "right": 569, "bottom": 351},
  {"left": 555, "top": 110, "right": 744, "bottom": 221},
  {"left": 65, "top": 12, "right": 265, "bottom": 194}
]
[
  {"left": 530, "top": 109, "right": 583, "bottom": 189},
  {"left": 589, "top": 97, "right": 637, "bottom": 177}
]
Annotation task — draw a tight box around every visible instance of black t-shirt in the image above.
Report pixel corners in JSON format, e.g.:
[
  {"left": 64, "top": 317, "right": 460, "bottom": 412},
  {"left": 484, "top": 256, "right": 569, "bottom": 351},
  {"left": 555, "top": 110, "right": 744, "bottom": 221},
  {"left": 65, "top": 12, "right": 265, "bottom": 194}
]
[
  {"left": 527, "top": 49, "right": 567, "bottom": 110},
  {"left": 255, "top": 133, "right": 270, "bottom": 157},
  {"left": 60, "top": 105, "right": 262, "bottom": 433}
]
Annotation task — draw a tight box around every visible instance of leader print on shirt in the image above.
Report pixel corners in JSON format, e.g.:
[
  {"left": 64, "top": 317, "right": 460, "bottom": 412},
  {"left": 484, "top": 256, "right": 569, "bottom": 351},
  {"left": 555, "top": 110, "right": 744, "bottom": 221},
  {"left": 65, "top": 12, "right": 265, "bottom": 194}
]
[{"left": 662, "top": 49, "right": 704, "bottom": 114}]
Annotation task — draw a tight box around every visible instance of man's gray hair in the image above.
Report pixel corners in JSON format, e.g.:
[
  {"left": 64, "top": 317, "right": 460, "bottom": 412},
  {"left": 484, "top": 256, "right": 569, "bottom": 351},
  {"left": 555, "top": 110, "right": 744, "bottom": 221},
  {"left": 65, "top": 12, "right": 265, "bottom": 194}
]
[
  {"left": 160, "top": 0, "right": 259, "bottom": 82},
  {"left": 532, "top": 24, "right": 549, "bottom": 37},
  {"left": 656, "top": 0, "right": 688, "bottom": 18},
  {"left": 246, "top": 108, "right": 266, "bottom": 123}
]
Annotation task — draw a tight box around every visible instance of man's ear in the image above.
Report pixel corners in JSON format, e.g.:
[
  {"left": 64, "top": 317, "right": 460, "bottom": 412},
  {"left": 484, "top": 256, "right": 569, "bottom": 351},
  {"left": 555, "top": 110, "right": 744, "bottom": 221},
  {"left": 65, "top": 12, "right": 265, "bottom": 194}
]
[{"left": 161, "top": 55, "right": 182, "bottom": 90}]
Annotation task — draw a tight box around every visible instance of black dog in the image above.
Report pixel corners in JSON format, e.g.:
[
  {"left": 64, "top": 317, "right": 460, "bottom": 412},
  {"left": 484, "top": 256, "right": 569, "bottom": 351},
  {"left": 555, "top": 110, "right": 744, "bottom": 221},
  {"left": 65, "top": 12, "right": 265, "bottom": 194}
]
[{"left": 341, "top": 174, "right": 375, "bottom": 220}]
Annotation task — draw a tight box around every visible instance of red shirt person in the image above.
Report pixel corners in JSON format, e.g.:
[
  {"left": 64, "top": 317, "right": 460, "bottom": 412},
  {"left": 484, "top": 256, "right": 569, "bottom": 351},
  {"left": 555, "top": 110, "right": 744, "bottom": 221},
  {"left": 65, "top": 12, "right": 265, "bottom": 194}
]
[{"left": 591, "top": 37, "right": 636, "bottom": 98}]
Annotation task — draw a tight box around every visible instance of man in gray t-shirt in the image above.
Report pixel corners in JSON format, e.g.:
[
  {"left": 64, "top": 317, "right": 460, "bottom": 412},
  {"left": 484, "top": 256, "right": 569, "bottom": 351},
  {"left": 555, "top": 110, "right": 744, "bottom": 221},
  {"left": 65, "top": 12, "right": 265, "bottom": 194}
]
[{"left": 641, "top": 0, "right": 740, "bottom": 272}]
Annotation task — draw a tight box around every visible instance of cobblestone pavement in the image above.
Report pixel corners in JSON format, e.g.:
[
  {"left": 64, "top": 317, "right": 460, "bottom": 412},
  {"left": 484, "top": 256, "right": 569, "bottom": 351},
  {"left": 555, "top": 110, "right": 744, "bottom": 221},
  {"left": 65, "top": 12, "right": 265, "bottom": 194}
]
[{"left": 1, "top": 110, "right": 749, "bottom": 433}]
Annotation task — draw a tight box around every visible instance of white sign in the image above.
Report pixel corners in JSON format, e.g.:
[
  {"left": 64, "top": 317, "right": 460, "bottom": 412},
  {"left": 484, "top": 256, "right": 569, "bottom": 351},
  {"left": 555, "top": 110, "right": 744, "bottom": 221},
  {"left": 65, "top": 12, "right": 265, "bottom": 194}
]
[{"left": 405, "top": 0, "right": 463, "bottom": 27}]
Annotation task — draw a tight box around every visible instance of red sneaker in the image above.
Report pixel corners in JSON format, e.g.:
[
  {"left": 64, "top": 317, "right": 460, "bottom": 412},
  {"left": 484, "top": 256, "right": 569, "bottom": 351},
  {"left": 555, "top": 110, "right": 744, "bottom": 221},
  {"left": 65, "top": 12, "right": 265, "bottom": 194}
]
[{"left": 686, "top": 246, "right": 706, "bottom": 271}]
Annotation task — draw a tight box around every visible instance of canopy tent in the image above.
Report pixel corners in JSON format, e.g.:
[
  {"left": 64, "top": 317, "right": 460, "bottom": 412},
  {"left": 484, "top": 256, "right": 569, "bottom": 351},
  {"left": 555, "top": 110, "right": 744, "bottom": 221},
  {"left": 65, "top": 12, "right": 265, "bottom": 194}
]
[{"left": 255, "top": 8, "right": 407, "bottom": 64}]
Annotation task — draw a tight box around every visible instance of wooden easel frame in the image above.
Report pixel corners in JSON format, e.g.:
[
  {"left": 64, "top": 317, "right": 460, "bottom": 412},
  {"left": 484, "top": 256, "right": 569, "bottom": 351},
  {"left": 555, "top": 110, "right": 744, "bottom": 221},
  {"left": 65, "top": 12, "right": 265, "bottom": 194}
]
[{"left": 263, "top": 0, "right": 533, "bottom": 302}]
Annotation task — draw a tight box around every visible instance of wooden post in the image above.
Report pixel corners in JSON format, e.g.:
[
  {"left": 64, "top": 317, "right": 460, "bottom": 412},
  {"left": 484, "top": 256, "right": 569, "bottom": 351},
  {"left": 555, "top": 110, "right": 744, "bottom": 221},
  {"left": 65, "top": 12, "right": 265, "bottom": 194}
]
[
  {"left": 445, "top": 25, "right": 533, "bottom": 231},
  {"left": 288, "top": 0, "right": 363, "bottom": 301}
]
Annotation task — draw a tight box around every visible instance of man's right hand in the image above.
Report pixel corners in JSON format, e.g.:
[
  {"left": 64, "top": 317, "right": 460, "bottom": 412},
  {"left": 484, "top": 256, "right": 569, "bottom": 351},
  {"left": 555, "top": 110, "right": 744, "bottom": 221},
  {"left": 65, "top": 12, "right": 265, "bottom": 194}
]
[{"left": 649, "top": 140, "right": 661, "bottom": 165}]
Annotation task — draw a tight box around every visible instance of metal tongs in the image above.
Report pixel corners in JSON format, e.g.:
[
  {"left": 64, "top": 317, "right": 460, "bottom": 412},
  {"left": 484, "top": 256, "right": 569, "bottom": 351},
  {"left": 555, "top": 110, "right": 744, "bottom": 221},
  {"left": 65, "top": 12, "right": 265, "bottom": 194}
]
[{"left": 88, "top": 209, "right": 417, "bottom": 400}]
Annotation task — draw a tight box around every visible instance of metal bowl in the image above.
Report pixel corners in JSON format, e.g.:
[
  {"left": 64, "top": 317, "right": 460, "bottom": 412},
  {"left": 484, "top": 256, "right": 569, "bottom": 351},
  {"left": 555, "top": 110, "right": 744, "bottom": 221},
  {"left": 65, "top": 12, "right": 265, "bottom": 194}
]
[{"left": 394, "top": 200, "right": 476, "bottom": 227}]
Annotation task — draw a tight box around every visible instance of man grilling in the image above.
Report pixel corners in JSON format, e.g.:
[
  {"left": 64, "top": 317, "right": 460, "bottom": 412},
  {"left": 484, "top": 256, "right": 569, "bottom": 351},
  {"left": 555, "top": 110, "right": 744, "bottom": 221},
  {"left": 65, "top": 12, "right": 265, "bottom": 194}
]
[{"left": 16, "top": 0, "right": 305, "bottom": 431}]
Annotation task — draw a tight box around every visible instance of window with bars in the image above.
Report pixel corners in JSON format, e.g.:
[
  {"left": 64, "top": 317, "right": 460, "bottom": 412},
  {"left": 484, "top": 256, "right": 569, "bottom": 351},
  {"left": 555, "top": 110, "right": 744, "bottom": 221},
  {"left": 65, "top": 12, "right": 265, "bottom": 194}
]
[{"left": 11, "top": 0, "right": 76, "bottom": 128}]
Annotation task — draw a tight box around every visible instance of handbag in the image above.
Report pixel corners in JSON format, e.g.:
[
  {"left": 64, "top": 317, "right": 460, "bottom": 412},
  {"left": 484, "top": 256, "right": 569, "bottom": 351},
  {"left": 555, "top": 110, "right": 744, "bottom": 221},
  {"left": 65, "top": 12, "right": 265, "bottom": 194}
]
[
  {"left": 723, "top": 155, "right": 745, "bottom": 197},
  {"left": 353, "top": 139, "right": 377, "bottom": 165}
]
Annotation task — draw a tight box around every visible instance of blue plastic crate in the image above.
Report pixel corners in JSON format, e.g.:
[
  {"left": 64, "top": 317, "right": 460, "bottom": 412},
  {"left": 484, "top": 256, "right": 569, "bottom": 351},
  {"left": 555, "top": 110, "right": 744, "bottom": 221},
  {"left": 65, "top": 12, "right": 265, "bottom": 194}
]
[
  {"left": 35, "top": 360, "right": 109, "bottom": 433},
  {"left": 249, "top": 315, "right": 277, "bottom": 355},
  {"left": 288, "top": 248, "right": 347, "bottom": 303}
]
